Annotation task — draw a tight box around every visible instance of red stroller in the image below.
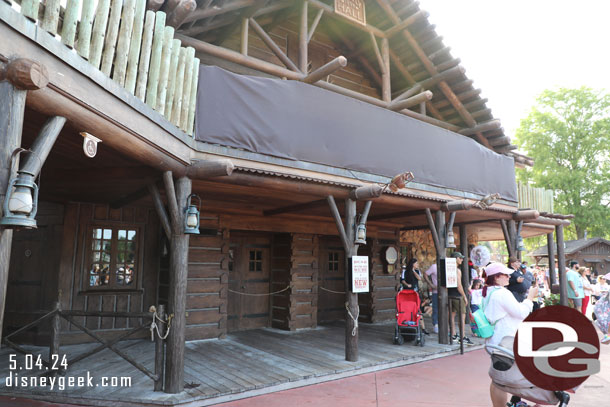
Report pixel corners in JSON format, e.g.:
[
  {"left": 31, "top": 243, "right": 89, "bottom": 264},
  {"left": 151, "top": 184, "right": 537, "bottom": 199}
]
[{"left": 393, "top": 289, "right": 425, "bottom": 346}]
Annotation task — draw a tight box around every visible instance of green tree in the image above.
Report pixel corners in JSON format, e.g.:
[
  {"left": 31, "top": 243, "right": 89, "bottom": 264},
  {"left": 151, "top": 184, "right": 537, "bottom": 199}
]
[{"left": 515, "top": 87, "right": 610, "bottom": 239}]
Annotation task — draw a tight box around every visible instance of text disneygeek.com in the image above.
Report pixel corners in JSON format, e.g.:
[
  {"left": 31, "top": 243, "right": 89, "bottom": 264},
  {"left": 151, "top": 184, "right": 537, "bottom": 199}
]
[{"left": 5, "top": 353, "right": 132, "bottom": 390}]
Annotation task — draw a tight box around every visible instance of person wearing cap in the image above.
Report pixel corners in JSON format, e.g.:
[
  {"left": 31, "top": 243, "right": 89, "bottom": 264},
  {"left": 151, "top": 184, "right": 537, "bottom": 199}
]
[
  {"left": 482, "top": 262, "right": 538, "bottom": 406},
  {"left": 506, "top": 257, "right": 531, "bottom": 303},
  {"left": 423, "top": 263, "right": 439, "bottom": 333},
  {"left": 447, "top": 252, "right": 472, "bottom": 345}
]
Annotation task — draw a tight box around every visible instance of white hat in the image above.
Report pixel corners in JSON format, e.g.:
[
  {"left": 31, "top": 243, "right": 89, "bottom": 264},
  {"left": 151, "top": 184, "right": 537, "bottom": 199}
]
[
  {"left": 604, "top": 272, "right": 610, "bottom": 281},
  {"left": 484, "top": 262, "right": 513, "bottom": 277}
]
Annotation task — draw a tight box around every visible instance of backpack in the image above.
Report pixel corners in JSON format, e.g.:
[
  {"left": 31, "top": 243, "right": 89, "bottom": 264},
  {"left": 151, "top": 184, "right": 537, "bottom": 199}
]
[{"left": 471, "top": 288, "right": 498, "bottom": 338}]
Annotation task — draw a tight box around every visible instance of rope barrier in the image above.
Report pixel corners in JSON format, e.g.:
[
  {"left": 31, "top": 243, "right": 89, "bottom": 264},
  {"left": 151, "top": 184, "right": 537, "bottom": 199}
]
[
  {"left": 150, "top": 311, "right": 173, "bottom": 341},
  {"left": 319, "top": 286, "right": 346, "bottom": 294},
  {"left": 228, "top": 285, "right": 290, "bottom": 297},
  {"left": 345, "top": 302, "right": 359, "bottom": 336}
]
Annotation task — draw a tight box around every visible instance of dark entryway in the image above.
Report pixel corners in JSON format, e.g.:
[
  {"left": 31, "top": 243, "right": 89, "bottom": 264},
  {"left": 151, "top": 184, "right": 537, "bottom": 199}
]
[
  {"left": 317, "top": 237, "right": 345, "bottom": 323},
  {"left": 228, "top": 232, "right": 271, "bottom": 332}
]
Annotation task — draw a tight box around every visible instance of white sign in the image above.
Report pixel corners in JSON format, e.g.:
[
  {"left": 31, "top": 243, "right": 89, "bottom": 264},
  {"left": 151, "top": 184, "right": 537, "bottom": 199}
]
[
  {"left": 80, "top": 132, "right": 102, "bottom": 158},
  {"left": 352, "top": 255, "right": 369, "bottom": 293},
  {"left": 445, "top": 258, "right": 458, "bottom": 288}
]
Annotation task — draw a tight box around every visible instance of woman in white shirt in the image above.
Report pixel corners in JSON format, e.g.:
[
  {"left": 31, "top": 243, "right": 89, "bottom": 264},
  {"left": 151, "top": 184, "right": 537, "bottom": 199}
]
[{"left": 482, "top": 262, "right": 538, "bottom": 407}]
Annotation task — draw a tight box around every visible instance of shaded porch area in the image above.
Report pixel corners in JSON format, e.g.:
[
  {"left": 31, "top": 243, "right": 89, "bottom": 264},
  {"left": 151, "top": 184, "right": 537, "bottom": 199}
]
[{"left": 0, "top": 320, "right": 483, "bottom": 407}]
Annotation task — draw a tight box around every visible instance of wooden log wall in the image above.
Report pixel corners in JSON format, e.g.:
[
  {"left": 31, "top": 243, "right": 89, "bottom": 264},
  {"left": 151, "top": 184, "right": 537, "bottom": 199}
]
[
  {"left": 5, "top": 202, "right": 64, "bottom": 343},
  {"left": 56, "top": 203, "right": 160, "bottom": 344},
  {"left": 185, "top": 215, "right": 229, "bottom": 340},
  {"left": 9, "top": 0, "right": 200, "bottom": 136},
  {"left": 221, "top": 17, "right": 380, "bottom": 99},
  {"left": 270, "top": 233, "right": 291, "bottom": 330},
  {"left": 287, "top": 234, "right": 319, "bottom": 330}
]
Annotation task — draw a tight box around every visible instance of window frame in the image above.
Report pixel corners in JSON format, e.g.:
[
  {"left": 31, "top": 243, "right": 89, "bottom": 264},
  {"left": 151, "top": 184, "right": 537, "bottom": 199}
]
[{"left": 83, "top": 223, "right": 142, "bottom": 292}]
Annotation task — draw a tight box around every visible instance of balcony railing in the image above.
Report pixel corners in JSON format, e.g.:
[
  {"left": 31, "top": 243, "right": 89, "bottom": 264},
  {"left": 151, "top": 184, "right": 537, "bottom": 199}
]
[
  {"left": 517, "top": 182, "right": 554, "bottom": 213},
  {"left": 9, "top": 0, "right": 199, "bottom": 136}
]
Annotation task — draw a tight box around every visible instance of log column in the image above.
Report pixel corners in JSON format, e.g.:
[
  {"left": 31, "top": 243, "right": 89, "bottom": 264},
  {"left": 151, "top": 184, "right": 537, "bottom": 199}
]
[
  {"left": 164, "top": 174, "right": 191, "bottom": 393},
  {"left": 546, "top": 231, "right": 556, "bottom": 288},
  {"left": 556, "top": 224, "right": 568, "bottom": 306},
  {"left": 0, "top": 58, "right": 49, "bottom": 341}
]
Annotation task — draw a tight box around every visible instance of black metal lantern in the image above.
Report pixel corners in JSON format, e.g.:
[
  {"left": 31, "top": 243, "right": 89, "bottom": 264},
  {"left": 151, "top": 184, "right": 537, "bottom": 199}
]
[
  {"left": 0, "top": 172, "right": 39, "bottom": 229},
  {"left": 184, "top": 194, "right": 201, "bottom": 235},
  {"left": 517, "top": 235, "right": 526, "bottom": 251},
  {"left": 446, "top": 229, "right": 456, "bottom": 249},
  {"left": 354, "top": 222, "right": 367, "bottom": 245}
]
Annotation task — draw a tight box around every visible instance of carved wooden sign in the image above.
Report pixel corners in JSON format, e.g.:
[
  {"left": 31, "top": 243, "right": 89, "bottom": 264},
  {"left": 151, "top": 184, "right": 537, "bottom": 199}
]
[{"left": 334, "top": 0, "right": 366, "bottom": 26}]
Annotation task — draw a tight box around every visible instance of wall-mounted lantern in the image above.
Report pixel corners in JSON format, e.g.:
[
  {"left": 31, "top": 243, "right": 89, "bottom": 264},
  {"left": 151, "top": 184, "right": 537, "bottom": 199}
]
[
  {"left": 446, "top": 229, "right": 456, "bottom": 249},
  {"left": 0, "top": 172, "right": 39, "bottom": 229},
  {"left": 184, "top": 194, "right": 201, "bottom": 235},
  {"left": 354, "top": 222, "right": 367, "bottom": 245}
]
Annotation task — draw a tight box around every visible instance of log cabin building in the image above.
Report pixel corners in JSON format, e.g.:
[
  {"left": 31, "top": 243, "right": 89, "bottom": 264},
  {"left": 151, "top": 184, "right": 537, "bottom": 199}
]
[{"left": 0, "top": 0, "right": 572, "bottom": 398}]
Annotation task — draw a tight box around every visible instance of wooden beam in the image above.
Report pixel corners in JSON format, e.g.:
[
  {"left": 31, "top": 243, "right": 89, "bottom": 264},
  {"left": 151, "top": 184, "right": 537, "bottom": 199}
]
[
  {"left": 0, "top": 58, "right": 50, "bottom": 90},
  {"left": 547, "top": 232, "right": 556, "bottom": 286},
  {"left": 369, "top": 32, "right": 385, "bottom": 75},
  {"left": 375, "top": 0, "right": 492, "bottom": 149},
  {"left": 20, "top": 116, "right": 66, "bottom": 178},
  {"left": 556, "top": 224, "right": 568, "bottom": 306},
  {"left": 388, "top": 90, "right": 432, "bottom": 111},
  {"left": 165, "top": 176, "right": 191, "bottom": 393},
  {"left": 148, "top": 182, "right": 172, "bottom": 240},
  {"left": 299, "top": 0, "right": 308, "bottom": 73},
  {"left": 394, "top": 66, "right": 465, "bottom": 103},
  {"left": 307, "top": 8, "right": 324, "bottom": 43},
  {"left": 186, "top": 159, "right": 234, "bottom": 178},
  {"left": 163, "top": 171, "right": 180, "bottom": 233},
  {"left": 168, "top": 0, "right": 198, "bottom": 28},
  {"left": 302, "top": 56, "right": 346, "bottom": 83},
  {"left": 349, "top": 184, "right": 383, "bottom": 200},
  {"left": 327, "top": 195, "right": 349, "bottom": 253},
  {"left": 240, "top": 18, "right": 248, "bottom": 55},
  {"left": 441, "top": 200, "right": 474, "bottom": 212},
  {"left": 424, "top": 208, "right": 441, "bottom": 253},
  {"left": 381, "top": 37, "right": 390, "bottom": 102},
  {"left": 184, "top": 0, "right": 255, "bottom": 24},
  {"left": 500, "top": 219, "right": 514, "bottom": 257},
  {"left": 458, "top": 119, "right": 502, "bottom": 136},
  {"left": 368, "top": 209, "right": 426, "bottom": 222},
  {"left": 249, "top": 17, "right": 301, "bottom": 72},
  {"left": 384, "top": 9, "right": 428, "bottom": 38},
  {"left": 0, "top": 76, "right": 27, "bottom": 341},
  {"left": 344, "top": 197, "right": 358, "bottom": 361},
  {"left": 263, "top": 198, "right": 328, "bottom": 216}
]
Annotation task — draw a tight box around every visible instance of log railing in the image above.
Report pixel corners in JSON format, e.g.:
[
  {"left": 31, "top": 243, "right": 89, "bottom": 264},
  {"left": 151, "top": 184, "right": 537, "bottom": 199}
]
[
  {"left": 2, "top": 302, "right": 168, "bottom": 392},
  {"left": 517, "top": 182, "right": 554, "bottom": 213},
  {"left": 8, "top": 0, "right": 199, "bottom": 136}
]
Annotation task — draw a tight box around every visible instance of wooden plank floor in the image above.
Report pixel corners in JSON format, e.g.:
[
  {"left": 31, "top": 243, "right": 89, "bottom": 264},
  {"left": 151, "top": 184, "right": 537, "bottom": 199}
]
[{"left": 0, "top": 319, "right": 484, "bottom": 406}]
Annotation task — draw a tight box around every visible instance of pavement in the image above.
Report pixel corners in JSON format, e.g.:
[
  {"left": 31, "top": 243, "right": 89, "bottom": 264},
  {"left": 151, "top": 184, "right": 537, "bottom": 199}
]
[{"left": 1, "top": 340, "right": 608, "bottom": 407}]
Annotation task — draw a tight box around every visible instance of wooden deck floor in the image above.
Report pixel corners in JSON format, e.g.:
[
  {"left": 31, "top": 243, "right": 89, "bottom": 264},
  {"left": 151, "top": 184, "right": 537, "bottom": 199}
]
[{"left": 0, "top": 320, "right": 483, "bottom": 406}]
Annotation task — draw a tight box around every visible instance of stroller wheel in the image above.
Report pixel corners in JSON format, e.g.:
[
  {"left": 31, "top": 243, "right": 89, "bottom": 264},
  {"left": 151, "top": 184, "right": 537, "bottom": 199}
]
[
  {"left": 554, "top": 391, "right": 570, "bottom": 407},
  {"left": 397, "top": 334, "right": 404, "bottom": 345},
  {"left": 419, "top": 332, "right": 425, "bottom": 347}
]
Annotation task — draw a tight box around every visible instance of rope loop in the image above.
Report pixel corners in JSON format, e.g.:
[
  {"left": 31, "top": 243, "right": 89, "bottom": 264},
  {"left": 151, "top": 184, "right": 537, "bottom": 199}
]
[
  {"left": 228, "top": 285, "right": 290, "bottom": 297},
  {"left": 345, "top": 302, "right": 360, "bottom": 336}
]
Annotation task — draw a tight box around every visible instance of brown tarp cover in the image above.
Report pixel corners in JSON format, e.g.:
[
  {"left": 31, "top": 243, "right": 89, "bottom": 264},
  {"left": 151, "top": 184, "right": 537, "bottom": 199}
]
[{"left": 195, "top": 66, "right": 517, "bottom": 202}]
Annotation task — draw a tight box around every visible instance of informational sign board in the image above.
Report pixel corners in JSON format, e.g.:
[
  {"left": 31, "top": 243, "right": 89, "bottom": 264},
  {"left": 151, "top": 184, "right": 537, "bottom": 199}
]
[
  {"left": 334, "top": 0, "right": 366, "bottom": 26},
  {"left": 351, "top": 255, "right": 369, "bottom": 293},
  {"left": 445, "top": 258, "right": 458, "bottom": 288}
]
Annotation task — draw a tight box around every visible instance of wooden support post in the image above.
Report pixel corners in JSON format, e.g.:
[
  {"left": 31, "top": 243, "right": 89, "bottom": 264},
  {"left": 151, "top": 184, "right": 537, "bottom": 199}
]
[
  {"left": 249, "top": 17, "right": 301, "bottom": 73},
  {"left": 164, "top": 176, "right": 191, "bottom": 393},
  {"left": 147, "top": 182, "right": 172, "bottom": 240},
  {"left": 307, "top": 8, "right": 324, "bottom": 43},
  {"left": 154, "top": 304, "right": 166, "bottom": 391},
  {"left": 459, "top": 225, "right": 470, "bottom": 288},
  {"left": 516, "top": 220, "right": 523, "bottom": 261},
  {"left": 547, "top": 231, "right": 556, "bottom": 289},
  {"left": 435, "top": 210, "right": 449, "bottom": 344},
  {"left": 20, "top": 116, "right": 67, "bottom": 178},
  {"left": 388, "top": 90, "right": 432, "bottom": 111},
  {"left": 507, "top": 220, "right": 518, "bottom": 260},
  {"left": 302, "top": 56, "right": 346, "bottom": 84},
  {"left": 49, "top": 302, "right": 62, "bottom": 370},
  {"left": 240, "top": 18, "right": 249, "bottom": 55},
  {"left": 500, "top": 219, "right": 514, "bottom": 258},
  {"left": 381, "top": 37, "right": 390, "bottom": 103},
  {"left": 556, "top": 224, "right": 568, "bottom": 306},
  {"left": 0, "top": 59, "right": 49, "bottom": 340},
  {"left": 344, "top": 198, "right": 358, "bottom": 362},
  {"left": 299, "top": 0, "right": 308, "bottom": 73}
]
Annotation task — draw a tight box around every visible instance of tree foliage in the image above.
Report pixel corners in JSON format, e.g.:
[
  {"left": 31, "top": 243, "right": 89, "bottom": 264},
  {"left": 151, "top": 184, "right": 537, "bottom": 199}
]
[{"left": 515, "top": 87, "right": 610, "bottom": 239}]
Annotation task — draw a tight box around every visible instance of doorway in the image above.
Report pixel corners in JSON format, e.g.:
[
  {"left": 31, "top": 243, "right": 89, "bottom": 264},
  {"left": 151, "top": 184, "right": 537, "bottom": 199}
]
[
  {"left": 317, "top": 237, "right": 345, "bottom": 323},
  {"left": 228, "top": 232, "right": 271, "bottom": 332}
]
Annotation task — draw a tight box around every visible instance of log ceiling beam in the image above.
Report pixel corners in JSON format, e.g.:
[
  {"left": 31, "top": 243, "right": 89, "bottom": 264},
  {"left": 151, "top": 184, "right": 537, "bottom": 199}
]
[
  {"left": 375, "top": 0, "right": 493, "bottom": 150},
  {"left": 263, "top": 198, "right": 328, "bottom": 216},
  {"left": 213, "top": 0, "right": 268, "bottom": 46},
  {"left": 307, "top": 8, "right": 324, "bottom": 43},
  {"left": 368, "top": 209, "right": 426, "bottom": 222},
  {"left": 384, "top": 9, "right": 428, "bottom": 38}
]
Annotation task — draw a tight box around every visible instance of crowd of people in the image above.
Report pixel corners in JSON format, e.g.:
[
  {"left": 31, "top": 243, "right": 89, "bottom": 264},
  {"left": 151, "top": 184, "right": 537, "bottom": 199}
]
[
  {"left": 400, "top": 254, "right": 610, "bottom": 407},
  {"left": 399, "top": 254, "right": 610, "bottom": 346}
]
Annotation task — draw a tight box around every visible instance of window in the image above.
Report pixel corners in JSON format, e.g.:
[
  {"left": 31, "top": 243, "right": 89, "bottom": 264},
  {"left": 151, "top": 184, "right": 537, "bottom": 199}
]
[
  {"left": 328, "top": 251, "right": 340, "bottom": 272},
  {"left": 248, "top": 250, "right": 263, "bottom": 272},
  {"left": 88, "top": 226, "right": 138, "bottom": 289}
]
